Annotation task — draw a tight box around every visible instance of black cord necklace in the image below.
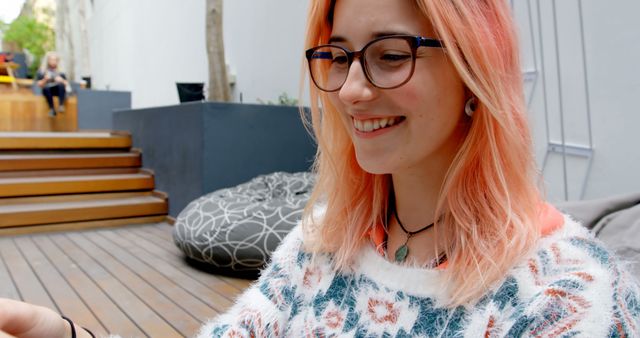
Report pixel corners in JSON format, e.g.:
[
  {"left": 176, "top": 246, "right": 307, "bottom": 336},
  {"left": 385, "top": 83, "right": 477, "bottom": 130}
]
[{"left": 393, "top": 207, "right": 435, "bottom": 262}]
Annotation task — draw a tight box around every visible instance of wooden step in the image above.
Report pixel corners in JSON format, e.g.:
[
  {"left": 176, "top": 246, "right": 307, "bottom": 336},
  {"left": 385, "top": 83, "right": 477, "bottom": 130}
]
[
  {"left": 0, "top": 191, "right": 158, "bottom": 206},
  {"left": 0, "top": 131, "right": 131, "bottom": 150},
  {"left": 0, "top": 150, "right": 142, "bottom": 171},
  {"left": 0, "top": 171, "right": 155, "bottom": 197},
  {"left": 0, "top": 191, "right": 168, "bottom": 228},
  {"left": 0, "top": 167, "right": 141, "bottom": 178}
]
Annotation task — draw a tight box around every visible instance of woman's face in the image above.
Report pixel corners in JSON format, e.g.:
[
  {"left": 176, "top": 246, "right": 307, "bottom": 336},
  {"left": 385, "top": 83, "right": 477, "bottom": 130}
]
[
  {"left": 47, "top": 55, "right": 58, "bottom": 68},
  {"left": 327, "top": 0, "right": 467, "bottom": 176}
]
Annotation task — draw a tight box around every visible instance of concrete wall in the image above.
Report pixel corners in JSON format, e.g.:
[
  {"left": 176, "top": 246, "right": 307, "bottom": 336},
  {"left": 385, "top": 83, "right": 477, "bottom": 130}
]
[
  {"left": 88, "top": 0, "right": 308, "bottom": 109},
  {"left": 89, "top": 0, "right": 136, "bottom": 94},
  {"left": 223, "top": 1, "right": 309, "bottom": 104},
  {"left": 113, "top": 102, "right": 316, "bottom": 216},
  {"left": 89, "top": 0, "right": 208, "bottom": 108}
]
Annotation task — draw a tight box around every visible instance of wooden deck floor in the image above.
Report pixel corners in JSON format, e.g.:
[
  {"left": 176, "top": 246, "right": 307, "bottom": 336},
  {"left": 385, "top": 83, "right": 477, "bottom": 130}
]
[{"left": 0, "top": 223, "right": 253, "bottom": 337}]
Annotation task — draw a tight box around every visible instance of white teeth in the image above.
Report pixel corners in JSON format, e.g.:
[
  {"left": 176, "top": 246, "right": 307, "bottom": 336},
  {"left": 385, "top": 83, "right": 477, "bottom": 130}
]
[
  {"left": 353, "top": 117, "right": 400, "bottom": 132},
  {"left": 363, "top": 120, "right": 373, "bottom": 132}
]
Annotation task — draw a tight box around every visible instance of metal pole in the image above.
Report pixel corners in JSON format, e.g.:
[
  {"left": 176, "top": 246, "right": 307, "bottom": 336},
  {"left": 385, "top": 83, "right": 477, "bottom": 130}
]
[
  {"left": 526, "top": 0, "right": 539, "bottom": 108},
  {"left": 577, "top": 0, "right": 594, "bottom": 149},
  {"left": 552, "top": 0, "right": 570, "bottom": 201},
  {"left": 537, "top": 0, "right": 552, "bottom": 171}
]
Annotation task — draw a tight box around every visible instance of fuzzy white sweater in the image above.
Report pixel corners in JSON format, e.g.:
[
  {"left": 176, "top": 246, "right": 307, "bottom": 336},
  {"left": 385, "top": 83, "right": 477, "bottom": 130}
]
[{"left": 195, "top": 215, "right": 639, "bottom": 337}]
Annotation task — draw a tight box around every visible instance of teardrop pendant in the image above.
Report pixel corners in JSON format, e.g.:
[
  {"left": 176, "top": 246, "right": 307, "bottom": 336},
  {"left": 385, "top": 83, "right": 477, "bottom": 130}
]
[
  {"left": 394, "top": 244, "right": 409, "bottom": 262},
  {"left": 390, "top": 204, "right": 436, "bottom": 264}
]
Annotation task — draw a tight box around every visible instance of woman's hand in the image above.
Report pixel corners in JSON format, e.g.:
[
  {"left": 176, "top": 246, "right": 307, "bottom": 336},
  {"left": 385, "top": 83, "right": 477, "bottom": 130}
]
[
  {"left": 0, "top": 299, "right": 67, "bottom": 338},
  {"left": 54, "top": 75, "right": 67, "bottom": 86},
  {"left": 37, "top": 73, "right": 50, "bottom": 88}
]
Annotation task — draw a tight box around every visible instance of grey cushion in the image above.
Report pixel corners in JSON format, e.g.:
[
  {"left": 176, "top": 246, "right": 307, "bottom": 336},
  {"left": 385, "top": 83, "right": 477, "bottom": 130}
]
[
  {"left": 558, "top": 192, "right": 640, "bottom": 278},
  {"left": 173, "top": 171, "right": 315, "bottom": 273}
]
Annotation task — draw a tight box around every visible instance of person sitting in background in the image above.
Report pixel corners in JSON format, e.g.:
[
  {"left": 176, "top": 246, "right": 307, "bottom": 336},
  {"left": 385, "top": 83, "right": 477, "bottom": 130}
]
[{"left": 36, "top": 51, "right": 69, "bottom": 117}]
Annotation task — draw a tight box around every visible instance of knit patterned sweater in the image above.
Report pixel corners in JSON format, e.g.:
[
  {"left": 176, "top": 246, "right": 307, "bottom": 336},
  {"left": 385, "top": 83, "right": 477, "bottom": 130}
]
[{"left": 196, "top": 215, "right": 640, "bottom": 337}]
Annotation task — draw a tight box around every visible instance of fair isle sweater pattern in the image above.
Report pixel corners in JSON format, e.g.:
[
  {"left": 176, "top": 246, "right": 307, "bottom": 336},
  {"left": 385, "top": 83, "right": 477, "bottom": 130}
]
[{"left": 198, "top": 216, "right": 640, "bottom": 337}]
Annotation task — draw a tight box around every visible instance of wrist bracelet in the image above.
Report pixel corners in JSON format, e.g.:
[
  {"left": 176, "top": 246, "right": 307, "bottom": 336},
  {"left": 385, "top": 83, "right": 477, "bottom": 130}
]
[
  {"left": 60, "top": 316, "right": 76, "bottom": 338},
  {"left": 82, "top": 326, "right": 96, "bottom": 338},
  {"left": 60, "top": 316, "right": 96, "bottom": 338}
]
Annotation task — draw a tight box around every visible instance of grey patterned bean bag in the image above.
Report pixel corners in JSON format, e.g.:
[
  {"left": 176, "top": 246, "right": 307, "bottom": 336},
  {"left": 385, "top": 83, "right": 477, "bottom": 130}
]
[{"left": 173, "top": 171, "right": 315, "bottom": 273}]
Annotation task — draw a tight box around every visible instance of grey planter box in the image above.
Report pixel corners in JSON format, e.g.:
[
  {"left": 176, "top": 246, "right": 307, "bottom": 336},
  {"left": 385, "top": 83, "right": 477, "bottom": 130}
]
[
  {"left": 113, "top": 101, "right": 317, "bottom": 216},
  {"left": 77, "top": 89, "right": 131, "bottom": 129}
]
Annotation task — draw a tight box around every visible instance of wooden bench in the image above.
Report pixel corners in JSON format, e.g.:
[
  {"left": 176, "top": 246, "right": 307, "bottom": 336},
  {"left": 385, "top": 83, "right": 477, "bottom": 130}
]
[{"left": 0, "top": 88, "right": 78, "bottom": 132}]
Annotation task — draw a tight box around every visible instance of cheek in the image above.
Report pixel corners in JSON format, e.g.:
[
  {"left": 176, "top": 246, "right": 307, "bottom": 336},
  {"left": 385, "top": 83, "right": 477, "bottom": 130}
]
[
  {"left": 387, "top": 81, "right": 423, "bottom": 111},
  {"left": 408, "top": 78, "right": 465, "bottom": 122},
  {"left": 389, "top": 82, "right": 436, "bottom": 121}
]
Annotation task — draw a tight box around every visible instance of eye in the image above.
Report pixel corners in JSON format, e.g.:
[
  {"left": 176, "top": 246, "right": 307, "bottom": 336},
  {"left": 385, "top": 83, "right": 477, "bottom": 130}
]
[
  {"left": 380, "top": 53, "right": 411, "bottom": 63},
  {"left": 332, "top": 54, "right": 348, "bottom": 65}
]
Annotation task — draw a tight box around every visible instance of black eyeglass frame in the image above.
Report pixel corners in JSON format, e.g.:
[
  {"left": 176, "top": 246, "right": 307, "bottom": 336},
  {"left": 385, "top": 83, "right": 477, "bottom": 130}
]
[{"left": 305, "top": 35, "right": 444, "bottom": 92}]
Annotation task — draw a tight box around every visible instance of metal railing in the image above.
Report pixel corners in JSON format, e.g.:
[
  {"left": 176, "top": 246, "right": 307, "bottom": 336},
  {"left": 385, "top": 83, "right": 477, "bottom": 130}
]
[{"left": 515, "top": 0, "right": 594, "bottom": 201}]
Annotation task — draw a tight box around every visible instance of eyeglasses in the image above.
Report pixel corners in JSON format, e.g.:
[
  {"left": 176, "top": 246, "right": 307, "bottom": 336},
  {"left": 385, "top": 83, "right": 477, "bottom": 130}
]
[{"left": 305, "top": 35, "right": 444, "bottom": 92}]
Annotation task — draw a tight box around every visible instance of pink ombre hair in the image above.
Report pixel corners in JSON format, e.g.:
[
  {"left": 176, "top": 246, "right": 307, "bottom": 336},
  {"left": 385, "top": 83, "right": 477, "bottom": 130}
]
[{"left": 300, "top": 0, "right": 542, "bottom": 306}]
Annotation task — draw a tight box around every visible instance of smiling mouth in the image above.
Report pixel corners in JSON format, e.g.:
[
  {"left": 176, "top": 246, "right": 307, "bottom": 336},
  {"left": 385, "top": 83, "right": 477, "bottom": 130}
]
[{"left": 353, "top": 116, "right": 406, "bottom": 133}]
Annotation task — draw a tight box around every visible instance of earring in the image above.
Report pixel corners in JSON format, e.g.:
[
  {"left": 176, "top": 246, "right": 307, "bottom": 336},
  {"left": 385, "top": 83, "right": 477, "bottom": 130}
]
[{"left": 465, "top": 97, "right": 478, "bottom": 117}]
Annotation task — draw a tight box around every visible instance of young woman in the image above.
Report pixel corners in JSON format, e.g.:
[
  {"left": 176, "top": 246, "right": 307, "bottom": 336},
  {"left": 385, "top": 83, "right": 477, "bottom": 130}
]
[
  {"left": 200, "top": 0, "right": 640, "bottom": 336},
  {"left": 36, "top": 51, "right": 69, "bottom": 117},
  {"left": 0, "top": 0, "right": 638, "bottom": 337}
]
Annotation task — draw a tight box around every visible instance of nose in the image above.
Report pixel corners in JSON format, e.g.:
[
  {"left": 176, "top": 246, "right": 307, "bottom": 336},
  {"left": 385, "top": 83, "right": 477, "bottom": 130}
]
[{"left": 338, "top": 59, "right": 376, "bottom": 104}]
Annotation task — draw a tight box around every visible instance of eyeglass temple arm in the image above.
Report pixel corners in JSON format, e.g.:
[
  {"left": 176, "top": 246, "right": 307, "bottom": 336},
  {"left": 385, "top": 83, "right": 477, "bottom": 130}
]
[
  {"left": 307, "top": 50, "right": 333, "bottom": 60},
  {"left": 417, "top": 37, "right": 444, "bottom": 48}
]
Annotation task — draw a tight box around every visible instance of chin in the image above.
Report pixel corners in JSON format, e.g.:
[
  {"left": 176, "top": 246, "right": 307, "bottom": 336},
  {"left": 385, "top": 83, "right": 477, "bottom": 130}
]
[{"left": 355, "top": 156, "right": 393, "bottom": 175}]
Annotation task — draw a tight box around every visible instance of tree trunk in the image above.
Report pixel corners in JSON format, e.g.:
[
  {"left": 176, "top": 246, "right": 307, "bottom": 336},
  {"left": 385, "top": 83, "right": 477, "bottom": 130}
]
[{"left": 206, "top": 0, "right": 231, "bottom": 102}]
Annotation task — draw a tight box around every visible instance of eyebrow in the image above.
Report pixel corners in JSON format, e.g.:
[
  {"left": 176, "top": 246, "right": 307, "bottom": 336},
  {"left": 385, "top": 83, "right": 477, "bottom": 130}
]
[{"left": 328, "top": 30, "right": 415, "bottom": 44}]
